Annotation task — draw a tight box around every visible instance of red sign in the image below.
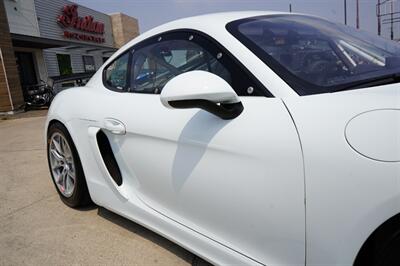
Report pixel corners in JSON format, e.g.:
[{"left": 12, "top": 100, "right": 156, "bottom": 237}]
[{"left": 57, "top": 4, "right": 105, "bottom": 43}]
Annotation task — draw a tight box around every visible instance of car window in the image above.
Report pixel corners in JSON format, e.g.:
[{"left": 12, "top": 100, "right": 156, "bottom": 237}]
[
  {"left": 104, "top": 53, "right": 130, "bottom": 90},
  {"left": 227, "top": 15, "right": 400, "bottom": 95},
  {"left": 130, "top": 39, "right": 232, "bottom": 94}
]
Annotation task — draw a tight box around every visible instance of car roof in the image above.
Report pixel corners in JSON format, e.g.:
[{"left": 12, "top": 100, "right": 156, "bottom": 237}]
[
  {"left": 115, "top": 11, "right": 291, "bottom": 55},
  {"left": 143, "top": 11, "right": 286, "bottom": 36}
]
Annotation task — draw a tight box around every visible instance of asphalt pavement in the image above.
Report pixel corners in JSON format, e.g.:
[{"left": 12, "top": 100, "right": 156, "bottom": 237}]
[{"left": 0, "top": 115, "right": 208, "bottom": 265}]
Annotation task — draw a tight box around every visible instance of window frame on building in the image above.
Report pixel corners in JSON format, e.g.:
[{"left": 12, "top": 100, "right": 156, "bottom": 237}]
[
  {"left": 82, "top": 55, "right": 96, "bottom": 72},
  {"left": 56, "top": 53, "right": 73, "bottom": 75}
]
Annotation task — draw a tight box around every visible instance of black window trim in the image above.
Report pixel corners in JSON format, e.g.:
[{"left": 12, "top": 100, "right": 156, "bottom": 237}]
[
  {"left": 102, "top": 50, "right": 132, "bottom": 92},
  {"left": 102, "top": 29, "right": 273, "bottom": 97}
]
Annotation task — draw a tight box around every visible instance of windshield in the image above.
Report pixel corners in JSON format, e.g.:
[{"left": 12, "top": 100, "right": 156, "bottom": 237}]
[{"left": 227, "top": 15, "right": 400, "bottom": 95}]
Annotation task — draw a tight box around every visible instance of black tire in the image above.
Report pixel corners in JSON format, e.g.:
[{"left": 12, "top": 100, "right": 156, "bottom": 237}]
[
  {"left": 375, "top": 234, "right": 400, "bottom": 266},
  {"left": 47, "top": 121, "right": 92, "bottom": 207}
]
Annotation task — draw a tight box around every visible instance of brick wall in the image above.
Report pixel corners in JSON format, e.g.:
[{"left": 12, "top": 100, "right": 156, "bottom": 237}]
[
  {"left": 110, "top": 13, "right": 139, "bottom": 48},
  {"left": 0, "top": 0, "right": 24, "bottom": 112}
]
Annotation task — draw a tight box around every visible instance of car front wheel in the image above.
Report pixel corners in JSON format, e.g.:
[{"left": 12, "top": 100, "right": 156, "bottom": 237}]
[{"left": 47, "top": 122, "right": 91, "bottom": 207}]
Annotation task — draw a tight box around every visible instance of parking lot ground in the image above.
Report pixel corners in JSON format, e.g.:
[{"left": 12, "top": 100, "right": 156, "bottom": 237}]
[{"left": 0, "top": 115, "right": 205, "bottom": 265}]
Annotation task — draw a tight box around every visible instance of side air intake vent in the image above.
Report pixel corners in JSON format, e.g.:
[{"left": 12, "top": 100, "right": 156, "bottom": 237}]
[{"left": 96, "top": 130, "right": 123, "bottom": 186}]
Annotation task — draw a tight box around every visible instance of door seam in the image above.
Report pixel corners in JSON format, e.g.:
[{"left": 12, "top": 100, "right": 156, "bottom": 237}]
[{"left": 282, "top": 99, "right": 307, "bottom": 266}]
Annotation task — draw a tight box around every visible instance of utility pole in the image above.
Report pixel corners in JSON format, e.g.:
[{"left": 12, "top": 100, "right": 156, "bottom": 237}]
[
  {"left": 391, "top": 0, "right": 394, "bottom": 40},
  {"left": 344, "top": 0, "right": 347, "bottom": 25},
  {"left": 356, "top": 0, "right": 360, "bottom": 29},
  {"left": 377, "top": 0, "right": 381, "bottom": 35}
]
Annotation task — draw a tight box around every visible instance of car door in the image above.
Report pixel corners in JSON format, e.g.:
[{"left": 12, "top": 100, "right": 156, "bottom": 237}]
[{"left": 100, "top": 31, "right": 305, "bottom": 265}]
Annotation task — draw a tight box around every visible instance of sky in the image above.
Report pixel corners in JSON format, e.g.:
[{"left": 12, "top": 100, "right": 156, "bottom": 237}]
[{"left": 71, "top": 0, "right": 396, "bottom": 39}]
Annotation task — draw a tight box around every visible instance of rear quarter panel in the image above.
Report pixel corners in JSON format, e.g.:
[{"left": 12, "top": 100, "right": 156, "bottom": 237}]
[{"left": 284, "top": 85, "right": 400, "bottom": 265}]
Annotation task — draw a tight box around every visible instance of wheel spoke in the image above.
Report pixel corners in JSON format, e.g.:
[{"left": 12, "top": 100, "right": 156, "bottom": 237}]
[
  {"left": 58, "top": 170, "right": 64, "bottom": 185},
  {"left": 60, "top": 137, "right": 67, "bottom": 155},
  {"left": 62, "top": 138, "right": 74, "bottom": 162},
  {"left": 53, "top": 136, "right": 63, "bottom": 155},
  {"left": 62, "top": 171, "right": 67, "bottom": 192},
  {"left": 50, "top": 148, "right": 63, "bottom": 161},
  {"left": 68, "top": 169, "right": 75, "bottom": 182},
  {"left": 66, "top": 174, "right": 74, "bottom": 191},
  {"left": 65, "top": 173, "right": 69, "bottom": 193},
  {"left": 55, "top": 172, "right": 61, "bottom": 184}
]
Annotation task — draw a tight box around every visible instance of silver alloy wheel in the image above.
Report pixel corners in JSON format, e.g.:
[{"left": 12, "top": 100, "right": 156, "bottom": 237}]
[{"left": 49, "top": 132, "right": 76, "bottom": 197}]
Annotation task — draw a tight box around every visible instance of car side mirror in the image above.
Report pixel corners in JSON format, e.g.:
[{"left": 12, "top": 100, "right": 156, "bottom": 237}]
[{"left": 160, "top": 71, "right": 243, "bottom": 120}]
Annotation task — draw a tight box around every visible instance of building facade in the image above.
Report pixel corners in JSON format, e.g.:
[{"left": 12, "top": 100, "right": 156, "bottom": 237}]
[{"left": 0, "top": 0, "right": 139, "bottom": 112}]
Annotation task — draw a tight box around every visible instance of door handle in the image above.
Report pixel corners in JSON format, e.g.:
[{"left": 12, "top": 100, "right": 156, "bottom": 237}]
[{"left": 103, "top": 118, "right": 126, "bottom": 135}]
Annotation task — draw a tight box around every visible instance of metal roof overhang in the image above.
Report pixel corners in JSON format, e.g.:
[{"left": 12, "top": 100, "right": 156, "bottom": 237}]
[{"left": 11, "top": 33, "right": 117, "bottom": 53}]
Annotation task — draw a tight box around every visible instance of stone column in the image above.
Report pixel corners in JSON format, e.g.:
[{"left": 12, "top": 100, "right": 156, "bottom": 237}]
[{"left": 110, "top": 13, "right": 139, "bottom": 48}]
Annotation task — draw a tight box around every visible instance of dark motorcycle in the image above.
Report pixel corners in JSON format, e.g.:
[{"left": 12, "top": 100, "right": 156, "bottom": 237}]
[
  {"left": 25, "top": 81, "right": 54, "bottom": 109},
  {"left": 24, "top": 72, "right": 94, "bottom": 109}
]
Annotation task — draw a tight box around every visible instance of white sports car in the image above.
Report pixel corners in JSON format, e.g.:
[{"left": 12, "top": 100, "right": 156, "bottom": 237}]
[{"left": 46, "top": 11, "right": 400, "bottom": 266}]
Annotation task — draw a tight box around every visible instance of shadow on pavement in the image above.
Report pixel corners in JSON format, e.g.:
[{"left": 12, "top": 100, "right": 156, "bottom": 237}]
[
  {"left": 97, "top": 207, "right": 214, "bottom": 265},
  {"left": 75, "top": 204, "right": 98, "bottom": 212}
]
